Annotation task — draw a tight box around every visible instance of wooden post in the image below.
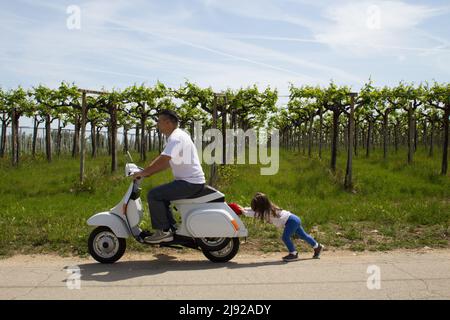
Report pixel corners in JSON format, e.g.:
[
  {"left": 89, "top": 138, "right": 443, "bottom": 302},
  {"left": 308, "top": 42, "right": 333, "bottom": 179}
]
[
  {"left": 75, "top": 88, "right": 108, "bottom": 180},
  {"left": 123, "top": 127, "right": 128, "bottom": 153},
  {"left": 429, "top": 120, "right": 434, "bottom": 157},
  {"left": 407, "top": 102, "right": 414, "bottom": 164},
  {"left": 135, "top": 125, "right": 140, "bottom": 152},
  {"left": 231, "top": 109, "right": 237, "bottom": 160},
  {"left": 222, "top": 95, "right": 227, "bottom": 164},
  {"left": 441, "top": 99, "right": 449, "bottom": 175},
  {"left": 140, "top": 116, "right": 146, "bottom": 161},
  {"left": 45, "top": 114, "right": 52, "bottom": 162},
  {"left": 158, "top": 130, "right": 162, "bottom": 153},
  {"left": 111, "top": 104, "right": 117, "bottom": 172},
  {"left": 330, "top": 109, "right": 339, "bottom": 171},
  {"left": 319, "top": 106, "right": 323, "bottom": 159},
  {"left": 308, "top": 112, "right": 313, "bottom": 158},
  {"left": 79, "top": 91, "right": 87, "bottom": 183},
  {"left": 366, "top": 119, "right": 372, "bottom": 158},
  {"left": 11, "top": 108, "right": 19, "bottom": 167},
  {"left": 57, "top": 118, "right": 62, "bottom": 157},
  {"left": 345, "top": 93, "right": 356, "bottom": 189}
]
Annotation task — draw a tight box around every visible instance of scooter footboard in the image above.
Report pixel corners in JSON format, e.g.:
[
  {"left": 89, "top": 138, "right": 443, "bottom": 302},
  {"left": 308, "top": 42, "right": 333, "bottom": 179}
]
[{"left": 87, "top": 211, "right": 130, "bottom": 238}]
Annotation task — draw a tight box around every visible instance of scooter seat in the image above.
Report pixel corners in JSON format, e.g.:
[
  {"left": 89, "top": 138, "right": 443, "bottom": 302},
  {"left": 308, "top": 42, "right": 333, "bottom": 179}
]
[{"left": 173, "top": 185, "right": 225, "bottom": 204}]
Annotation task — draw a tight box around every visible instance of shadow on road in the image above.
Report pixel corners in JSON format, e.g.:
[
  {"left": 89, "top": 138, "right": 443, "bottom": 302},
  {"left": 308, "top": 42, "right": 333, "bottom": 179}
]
[{"left": 73, "top": 254, "right": 314, "bottom": 283}]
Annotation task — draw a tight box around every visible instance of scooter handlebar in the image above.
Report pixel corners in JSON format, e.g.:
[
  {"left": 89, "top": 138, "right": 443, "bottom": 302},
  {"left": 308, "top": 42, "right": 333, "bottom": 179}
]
[
  {"left": 125, "top": 163, "right": 145, "bottom": 185},
  {"left": 127, "top": 171, "right": 142, "bottom": 177}
]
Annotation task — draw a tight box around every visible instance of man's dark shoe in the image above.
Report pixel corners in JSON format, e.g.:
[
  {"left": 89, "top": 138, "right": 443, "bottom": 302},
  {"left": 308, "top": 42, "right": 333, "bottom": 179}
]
[{"left": 282, "top": 253, "right": 299, "bottom": 262}]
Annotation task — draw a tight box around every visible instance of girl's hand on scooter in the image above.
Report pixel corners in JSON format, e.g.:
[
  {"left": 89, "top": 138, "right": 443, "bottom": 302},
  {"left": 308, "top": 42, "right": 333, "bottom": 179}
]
[{"left": 228, "top": 202, "right": 244, "bottom": 215}]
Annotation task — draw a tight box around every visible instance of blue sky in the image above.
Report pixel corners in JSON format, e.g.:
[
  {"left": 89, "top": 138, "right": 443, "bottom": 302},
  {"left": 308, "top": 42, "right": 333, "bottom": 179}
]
[{"left": 1, "top": 0, "right": 449, "bottom": 100}]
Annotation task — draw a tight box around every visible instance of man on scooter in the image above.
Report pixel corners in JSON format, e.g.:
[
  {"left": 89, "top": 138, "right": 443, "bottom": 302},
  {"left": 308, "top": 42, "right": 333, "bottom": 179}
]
[{"left": 131, "top": 109, "right": 206, "bottom": 243}]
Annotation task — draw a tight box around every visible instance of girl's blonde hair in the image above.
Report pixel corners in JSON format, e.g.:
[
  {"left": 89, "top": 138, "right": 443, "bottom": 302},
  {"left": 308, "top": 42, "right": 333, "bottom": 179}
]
[{"left": 250, "top": 192, "right": 280, "bottom": 223}]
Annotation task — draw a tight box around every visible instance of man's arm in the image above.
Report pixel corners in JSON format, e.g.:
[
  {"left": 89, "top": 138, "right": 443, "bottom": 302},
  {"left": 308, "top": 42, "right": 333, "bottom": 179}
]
[{"left": 132, "top": 155, "right": 171, "bottom": 180}]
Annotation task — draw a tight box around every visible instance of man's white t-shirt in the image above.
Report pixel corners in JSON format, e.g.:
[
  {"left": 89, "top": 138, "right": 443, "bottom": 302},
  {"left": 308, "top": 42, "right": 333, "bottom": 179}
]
[{"left": 161, "top": 128, "right": 206, "bottom": 184}]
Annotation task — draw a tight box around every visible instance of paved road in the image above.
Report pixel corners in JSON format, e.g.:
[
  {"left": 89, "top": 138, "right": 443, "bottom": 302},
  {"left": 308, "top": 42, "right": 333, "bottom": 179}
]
[{"left": 0, "top": 249, "right": 449, "bottom": 299}]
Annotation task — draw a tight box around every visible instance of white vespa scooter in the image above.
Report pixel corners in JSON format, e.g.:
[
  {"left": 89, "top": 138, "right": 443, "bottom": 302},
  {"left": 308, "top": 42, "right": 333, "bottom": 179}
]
[{"left": 87, "top": 153, "right": 248, "bottom": 263}]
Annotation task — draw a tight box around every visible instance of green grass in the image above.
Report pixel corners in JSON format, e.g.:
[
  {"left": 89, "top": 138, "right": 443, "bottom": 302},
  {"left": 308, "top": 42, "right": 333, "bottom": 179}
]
[
  {"left": 217, "top": 146, "right": 450, "bottom": 252},
  {"left": 0, "top": 145, "right": 449, "bottom": 258}
]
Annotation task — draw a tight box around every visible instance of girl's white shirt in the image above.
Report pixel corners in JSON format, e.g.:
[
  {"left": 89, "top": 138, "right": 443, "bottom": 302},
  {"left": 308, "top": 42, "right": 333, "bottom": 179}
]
[{"left": 242, "top": 207, "right": 292, "bottom": 229}]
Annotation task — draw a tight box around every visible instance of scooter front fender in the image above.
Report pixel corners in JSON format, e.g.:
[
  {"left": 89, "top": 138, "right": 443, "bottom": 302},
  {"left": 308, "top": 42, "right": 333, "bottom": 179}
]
[{"left": 87, "top": 211, "right": 130, "bottom": 238}]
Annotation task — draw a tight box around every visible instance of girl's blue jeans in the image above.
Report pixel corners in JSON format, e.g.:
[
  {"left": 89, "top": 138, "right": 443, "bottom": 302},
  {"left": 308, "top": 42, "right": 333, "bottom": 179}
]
[{"left": 282, "top": 214, "right": 317, "bottom": 252}]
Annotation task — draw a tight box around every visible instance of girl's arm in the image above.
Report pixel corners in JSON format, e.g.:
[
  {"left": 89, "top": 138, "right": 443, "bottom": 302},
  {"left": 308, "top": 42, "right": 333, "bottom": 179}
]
[
  {"left": 241, "top": 207, "right": 256, "bottom": 218},
  {"left": 231, "top": 203, "right": 256, "bottom": 217}
]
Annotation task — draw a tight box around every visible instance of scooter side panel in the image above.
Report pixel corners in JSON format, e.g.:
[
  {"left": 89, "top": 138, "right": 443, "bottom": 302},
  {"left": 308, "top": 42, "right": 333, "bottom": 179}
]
[
  {"left": 174, "top": 203, "right": 248, "bottom": 238},
  {"left": 187, "top": 209, "right": 237, "bottom": 237},
  {"left": 87, "top": 212, "right": 130, "bottom": 238}
]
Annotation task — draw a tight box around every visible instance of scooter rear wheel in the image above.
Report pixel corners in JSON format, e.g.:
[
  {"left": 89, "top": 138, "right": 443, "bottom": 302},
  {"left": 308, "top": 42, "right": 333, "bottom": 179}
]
[
  {"left": 196, "top": 237, "right": 231, "bottom": 251},
  {"left": 202, "top": 238, "right": 240, "bottom": 263},
  {"left": 88, "top": 226, "right": 126, "bottom": 263}
]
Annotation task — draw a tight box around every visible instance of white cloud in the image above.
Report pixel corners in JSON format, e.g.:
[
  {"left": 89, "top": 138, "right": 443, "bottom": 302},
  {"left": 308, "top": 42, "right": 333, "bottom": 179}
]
[
  {"left": 200, "top": 0, "right": 319, "bottom": 30},
  {"left": 201, "top": 0, "right": 449, "bottom": 57},
  {"left": 1, "top": 0, "right": 448, "bottom": 95},
  {"left": 314, "top": 1, "right": 446, "bottom": 55},
  {"left": 0, "top": 0, "right": 363, "bottom": 92}
]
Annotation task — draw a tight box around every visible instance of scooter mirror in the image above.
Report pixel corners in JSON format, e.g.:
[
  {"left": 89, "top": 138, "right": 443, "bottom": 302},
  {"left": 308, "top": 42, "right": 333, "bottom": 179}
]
[{"left": 126, "top": 151, "right": 134, "bottom": 163}]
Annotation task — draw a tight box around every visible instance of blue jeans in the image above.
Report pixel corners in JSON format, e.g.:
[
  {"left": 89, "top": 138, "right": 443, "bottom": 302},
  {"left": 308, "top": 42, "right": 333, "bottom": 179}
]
[
  {"left": 147, "top": 180, "right": 205, "bottom": 230},
  {"left": 282, "top": 214, "right": 318, "bottom": 252}
]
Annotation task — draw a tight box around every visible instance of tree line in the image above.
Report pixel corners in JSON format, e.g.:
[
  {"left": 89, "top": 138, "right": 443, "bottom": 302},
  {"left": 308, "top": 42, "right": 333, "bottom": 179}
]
[
  {"left": 0, "top": 81, "right": 276, "bottom": 183},
  {"left": 0, "top": 80, "right": 448, "bottom": 187},
  {"left": 275, "top": 81, "right": 449, "bottom": 187}
]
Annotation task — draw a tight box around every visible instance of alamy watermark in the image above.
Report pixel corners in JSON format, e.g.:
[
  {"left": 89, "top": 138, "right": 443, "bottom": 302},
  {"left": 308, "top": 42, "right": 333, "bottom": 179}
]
[
  {"left": 366, "top": 265, "right": 381, "bottom": 290},
  {"left": 66, "top": 5, "right": 81, "bottom": 30},
  {"left": 66, "top": 265, "right": 81, "bottom": 290},
  {"left": 169, "top": 121, "right": 279, "bottom": 175},
  {"left": 366, "top": 5, "right": 381, "bottom": 30}
]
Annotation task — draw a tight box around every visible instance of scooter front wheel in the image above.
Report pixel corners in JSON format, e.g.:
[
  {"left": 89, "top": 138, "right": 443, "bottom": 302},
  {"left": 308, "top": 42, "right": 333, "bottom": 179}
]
[
  {"left": 202, "top": 238, "right": 240, "bottom": 263},
  {"left": 88, "top": 226, "right": 126, "bottom": 263}
]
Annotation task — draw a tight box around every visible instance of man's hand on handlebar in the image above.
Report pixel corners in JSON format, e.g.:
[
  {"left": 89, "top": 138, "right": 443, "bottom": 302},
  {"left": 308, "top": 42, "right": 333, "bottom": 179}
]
[{"left": 131, "top": 171, "right": 145, "bottom": 180}]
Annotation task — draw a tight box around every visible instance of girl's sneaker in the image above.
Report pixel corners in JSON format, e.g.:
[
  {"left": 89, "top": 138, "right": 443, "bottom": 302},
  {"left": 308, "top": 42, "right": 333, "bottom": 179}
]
[
  {"left": 313, "top": 244, "right": 324, "bottom": 259},
  {"left": 282, "top": 253, "right": 299, "bottom": 262}
]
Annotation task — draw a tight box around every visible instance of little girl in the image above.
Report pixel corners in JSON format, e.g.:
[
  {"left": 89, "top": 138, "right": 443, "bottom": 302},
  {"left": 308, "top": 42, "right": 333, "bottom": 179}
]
[{"left": 232, "top": 192, "right": 323, "bottom": 262}]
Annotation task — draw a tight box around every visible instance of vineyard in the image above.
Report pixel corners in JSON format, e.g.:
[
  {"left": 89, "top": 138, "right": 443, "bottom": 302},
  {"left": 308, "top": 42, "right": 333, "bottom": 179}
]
[
  {"left": 0, "top": 80, "right": 449, "bottom": 256},
  {"left": 1, "top": 81, "right": 449, "bottom": 179}
]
